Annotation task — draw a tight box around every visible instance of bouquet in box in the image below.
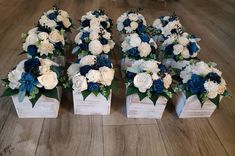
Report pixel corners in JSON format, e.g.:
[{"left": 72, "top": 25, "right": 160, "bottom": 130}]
[
  {"left": 152, "top": 14, "right": 182, "bottom": 42},
  {"left": 125, "top": 59, "right": 173, "bottom": 104},
  {"left": 1, "top": 58, "right": 62, "bottom": 106},
  {"left": 80, "top": 9, "right": 113, "bottom": 32},
  {"left": 121, "top": 33, "right": 157, "bottom": 60},
  {"left": 22, "top": 27, "right": 66, "bottom": 59},
  {"left": 117, "top": 11, "right": 146, "bottom": 34},
  {"left": 38, "top": 7, "right": 72, "bottom": 32},
  {"left": 67, "top": 55, "right": 115, "bottom": 100},
  {"left": 177, "top": 61, "right": 229, "bottom": 106},
  {"left": 73, "top": 27, "right": 115, "bottom": 56}
]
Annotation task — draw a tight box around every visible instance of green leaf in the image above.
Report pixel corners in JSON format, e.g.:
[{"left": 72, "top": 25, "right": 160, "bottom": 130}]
[
  {"left": 101, "top": 88, "right": 111, "bottom": 100},
  {"left": 149, "top": 93, "right": 160, "bottom": 105},
  {"left": 1, "top": 88, "right": 18, "bottom": 97},
  {"left": 209, "top": 95, "right": 220, "bottom": 107},
  {"left": 93, "top": 91, "right": 99, "bottom": 96},
  {"left": 222, "top": 90, "right": 230, "bottom": 97},
  {"left": 29, "top": 92, "right": 42, "bottom": 107},
  {"left": 137, "top": 92, "right": 147, "bottom": 101},
  {"left": 81, "top": 90, "right": 91, "bottom": 100},
  {"left": 126, "top": 86, "right": 139, "bottom": 96},
  {"left": 18, "top": 51, "right": 27, "bottom": 56},
  {"left": 43, "top": 88, "right": 59, "bottom": 100},
  {"left": 197, "top": 93, "right": 207, "bottom": 107},
  {"left": 185, "top": 90, "right": 194, "bottom": 99}
]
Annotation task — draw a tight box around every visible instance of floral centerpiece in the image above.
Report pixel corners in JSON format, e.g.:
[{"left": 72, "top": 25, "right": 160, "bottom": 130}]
[
  {"left": 152, "top": 14, "right": 182, "bottom": 42},
  {"left": 1, "top": 58, "right": 62, "bottom": 107},
  {"left": 80, "top": 9, "right": 113, "bottom": 32},
  {"left": 117, "top": 11, "right": 146, "bottom": 34},
  {"left": 38, "top": 6, "right": 72, "bottom": 32},
  {"left": 72, "top": 27, "right": 115, "bottom": 57},
  {"left": 125, "top": 59, "right": 173, "bottom": 118},
  {"left": 160, "top": 32, "right": 201, "bottom": 70}
]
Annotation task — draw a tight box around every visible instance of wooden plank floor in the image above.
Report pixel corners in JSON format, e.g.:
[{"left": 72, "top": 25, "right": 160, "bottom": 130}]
[{"left": 0, "top": 0, "right": 235, "bottom": 155}]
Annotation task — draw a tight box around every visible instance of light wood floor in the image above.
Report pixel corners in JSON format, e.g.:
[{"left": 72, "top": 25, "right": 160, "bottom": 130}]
[{"left": 0, "top": 0, "right": 235, "bottom": 155}]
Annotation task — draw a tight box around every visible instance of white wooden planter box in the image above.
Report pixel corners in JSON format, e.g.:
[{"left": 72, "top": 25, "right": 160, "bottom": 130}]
[
  {"left": 121, "top": 58, "right": 135, "bottom": 78},
  {"left": 175, "top": 92, "right": 220, "bottom": 118},
  {"left": 126, "top": 94, "right": 168, "bottom": 119},
  {"left": 73, "top": 91, "right": 112, "bottom": 115},
  {"left": 162, "top": 58, "right": 190, "bottom": 70},
  {"left": 12, "top": 87, "right": 62, "bottom": 118}
]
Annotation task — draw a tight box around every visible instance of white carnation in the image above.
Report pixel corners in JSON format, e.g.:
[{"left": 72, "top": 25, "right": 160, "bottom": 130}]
[
  {"left": 128, "top": 13, "right": 138, "bottom": 21},
  {"left": 79, "top": 55, "right": 96, "bottom": 66},
  {"left": 59, "top": 10, "right": 69, "bottom": 18},
  {"left": 140, "top": 60, "right": 160, "bottom": 73},
  {"left": 26, "top": 34, "right": 39, "bottom": 45},
  {"left": 90, "top": 18, "right": 100, "bottom": 28},
  {"left": 173, "top": 44, "right": 183, "bottom": 55},
  {"left": 103, "top": 32, "right": 111, "bottom": 40},
  {"left": 38, "top": 71, "right": 58, "bottom": 90},
  {"left": 204, "top": 80, "right": 219, "bottom": 99},
  {"left": 181, "top": 48, "right": 190, "bottom": 59},
  {"left": 129, "top": 34, "right": 141, "bottom": 47},
  {"left": 99, "top": 67, "right": 115, "bottom": 86},
  {"left": 192, "top": 61, "right": 211, "bottom": 76},
  {"left": 180, "top": 65, "right": 193, "bottom": 83},
  {"left": 86, "top": 70, "right": 101, "bottom": 83},
  {"left": 163, "top": 74, "right": 172, "bottom": 89},
  {"left": 179, "top": 36, "right": 189, "bottom": 46},
  {"left": 152, "top": 73, "right": 160, "bottom": 80},
  {"left": 8, "top": 69, "right": 23, "bottom": 89},
  {"left": 138, "top": 42, "right": 151, "bottom": 57},
  {"left": 218, "top": 78, "right": 226, "bottom": 94},
  {"left": 153, "top": 19, "right": 162, "bottom": 28},
  {"left": 89, "top": 40, "right": 103, "bottom": 55},
  {"left": 62, "top": 18, "right": 71, "bottom": 28},
  {"left": 38, "top": 40, "right": 54, "bottom": 56},
  {"left": 72, "top": 74, "right": 88, "bottom": 92},
  {"left": 38, "top": 32, "right": 48, "bottom": 40},
  {"left": 103, "top": 44, "right": 111, "bottom": 53},
  {"left": 49, "top": 29, "right": 64, "bottom": 44},
  {"left": 133, "top": 73, "right": 153, "bottom": 93}
]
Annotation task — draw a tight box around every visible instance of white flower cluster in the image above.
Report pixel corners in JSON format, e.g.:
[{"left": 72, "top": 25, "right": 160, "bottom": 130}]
[
  {"left": 117, "top": 11, "right": 146, "bottom": 34},
  {"left": 180, "top": 61, "right": 227, "bottom": 99},
  {"left": 152, "top": 15, "right": 182, "bottom": 40},
  {"left": 127, "top": 59, "right": 172, "bottom": 93},
  {"left": 80, "top": 9, "right": 112, "bottom": 30},
  {"left": 161, "top": 32, "right": 201, "bottom": 60},
  {"left": 74, "top": 27, "right": 115, "bottom": 55},
  {"left": 39, "top": 8, "right": 72, "bottom": 30},
  {"left": 121, "top": 33, "right": 157, "bottom": 58},
  {"left": 8, "top": 58, "right": 59, "bottom": 90},
  {"left": 23, "top": 27, "right": 65, "bottom": 57},
  {"left": 67, "top": 55, "right": 115, "bottom": 92}
]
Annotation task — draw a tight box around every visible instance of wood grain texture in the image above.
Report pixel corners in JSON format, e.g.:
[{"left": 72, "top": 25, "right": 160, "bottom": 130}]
[{"left": 0, "top": 0, "right": 234, "bottom": 155}]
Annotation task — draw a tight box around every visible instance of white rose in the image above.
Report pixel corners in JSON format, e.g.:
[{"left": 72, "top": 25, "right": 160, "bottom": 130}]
[
  {"left": 192, "top": 61, "right": 211, "bottom": 76},
  {"left": 57, "top": 15, "right": 63, "bottom": 22},
  {"left": 72, "top": 74, "right": 88, "bottom": 92},
  {"left": 26, "top": 34, "right": 39, "bottom": 45},
  {"left": 108, "top": 40, "right": 115, "bottom": 49},
  {"left": 38, "top": 32, "right": 48, "bottom": 40},
  {"left": 218, "top": 78, "right": 226, "bottom": 94},
  {"left": 128, "top": 13, "right": 138, "bottom": 21},
  {"left": 180, "top": 65, "right": 193, "bottom": 83},
  {"left": 79, "top": 55, "right": 96, "bottom": 66},
  {"left": 62, "top": 18, "right": 71, "bottom": 28},
  {"left": 179, "top": 36, "right": 189, "bottom": 46},
  {"left": 152, "top": 73, "right": 160, "bottom": 80},
  {"left": 153, "top": 19, "right": 162, "bottom": 28},
  {"left": 8, "top": 69, "right": 23, "bottom": 89},
  {"left": 45, "top": 20, "right": 57, "bottom": 28},
  {"left": 204, "top": 80, "right": 219, "bottom": 99},
  {"left": 99, "top": 67, "right": 115, "bottom": 86},
  {"left": 59, "top": 10, "right": 69, "bottom": 18},
  {"left": 49, "top": 30, "right": 64, "bottom": 43},
  {"left": 89, "top": 31, "right": 99, "bottom": 40},
  {"left": 103, "top": 32, "right": 111, "bottom": 40},
  {"left": 103, "top": 44, "right": 111, "bottom": 53},
  {"left": 39, "top": 15, "right": 48, "bottom": 25},
  {"left": 133, "top": 73, "right": 153, "bottom": 93},
  {"left": 173, "top": 44, "right": 184, "bottom": 55},
  {"left": 117, "top": 22, "right": 124, "bottom": 31},
  {"left": 89, "top": 40, "right": 103, "bottom": 55},
  {"left": 130, "top": 21, "right": 138, "bottom": 30},
  {"left": 67, "top": 63, "right": 80, "bottom": 80},
  {"left": 212, "top": 68, "right": 222, "bottom": 76},
  {"left": 138, "top": 42, "right": 151, "bottom": 57},
  {"left": 129, "top": 34, "right": 141, "bottom": 47},
  {"left": 163, "top": 74, "right": 172, "bottom": 89},
  {"left": 140, "top": 60, "right": 160, "bottom": 73},
  {"left": 90, "top": 18, "right": 100, "bottom": 28},
  {"left": 181, "top": 48, "right": 190, "bottom": 59},
  {"left": 38, "top": 71, "right": 58, "bottom": 90},
  {"left": 86, "top": 70, "right": 101, "bottom": 83},
  {"left": 38, "top": 40, "right": 54, "bottom": 56}
]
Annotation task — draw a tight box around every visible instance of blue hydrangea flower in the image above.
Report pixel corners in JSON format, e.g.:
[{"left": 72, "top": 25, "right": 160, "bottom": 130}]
[
  {"left": 88, "top": 82, "right": 100, "bottom": 92},
  {"left": 123, "top": 19, "right": 131, "bottom": 27},
  {"left": 101, "top": 21, "right": 108, "bottom": 29},
  {"left": 152, "top": 79, "right": 164, "bottom": 93},
  {"left": 206, "top": 72, "right": 221, "bottom": 83},
  {"left": 187, "top": 74, "right": 206, "bottom": 94},
  {"left": 80, "top": 65, "right": 91, "bottom": 76},
  {"left": 47, "top": 12, "right": 58, "bottom": 20},
  {"left": 139, "top": 34, "right": 150, "bottom": 42},
  {"left": 159, "top": 64, "right": 167, "bottom": 73},
  {"left": 82, "top": 19, "right": 90, "bottom": 27},
  {"left": 126, "top": 71, "right": 136, "bottom": 80},
  {"left": 137, "top": 23, "right": 145, "bottom": 34},
  {"left": 81, "top": 32, "right": 90, "bottom": 41},
  {"left": 19, "top": 73, "right": 38, "bottom": 93},
  {"left": 24, "top": 58, "right": 40, "bottom": 75},
  {"left": 165, "top": 44, "right": 174, "bottom": 55},
  {"left": 79, "top": 43, "right": 88, "bottom": 50},
  {"left": 75, "top": 59, "right": 81, "bottom": 64},
  {"left": 100, "top": 37, "right": 108, "bottom": 45},
  {"left": 96, "top": 56, "right": 112, "bottom": 68},
  {"left": 128, "top": 47, "right": 139, "bottom": 57},
  {"left": 27, "top": 45, "right": 38, "bottom": 57},
  {"left": 187, "top": 42, "right": 199, "bottom": 55},
  {"left": 54, "top": 42, "right": 63, "bottom": 51}
]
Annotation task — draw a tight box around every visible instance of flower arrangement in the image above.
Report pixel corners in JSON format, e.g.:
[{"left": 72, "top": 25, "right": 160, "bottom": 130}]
[
  {"left": 22, "top": 27, "right": 67, "bottom": 58},
  {"left": 80, "top": 9, "right": 113, "bottom": 32},
  {"left": 161, "top": 32, "right": 201, "bottom": 61},
  {"left": 73, "top": 27, "right": 115, "bottom": 56},
  {"left": 121, "top": 33, "right": 157, "bottom": 60},
  {"left": 1, "top": 58, "right": 62, "bottom": 106},
  {"left": 125, "top": 59, "right": 173, "bottom": 104},
  {"left": 38, "top": 6, "right": 72, "bottom": 32},
  {"left": 117, "top": 11, "right": 147, "bottom": 34},
  {"left": 177, "top": 61, "right": 229, "bottom": 106},
  {"left": 152, "top": 14, "right": 182, "bottom": 42},
  {"left": 67, "top": 55, "right": 115, "bottom": 100}
]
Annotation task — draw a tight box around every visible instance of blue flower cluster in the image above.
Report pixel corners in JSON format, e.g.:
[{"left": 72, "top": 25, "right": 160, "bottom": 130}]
[
  {"left": 187, "top": 74, "right": 206, "bottom": 94},
  {"left": 152, "top": 79, "right": 164, "bottom": 93}
]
